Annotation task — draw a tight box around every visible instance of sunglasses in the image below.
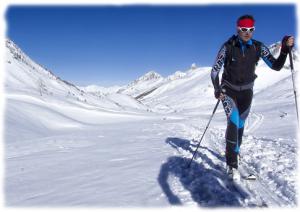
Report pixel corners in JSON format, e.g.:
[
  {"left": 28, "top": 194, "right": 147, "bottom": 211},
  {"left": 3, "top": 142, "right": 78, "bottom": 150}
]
[{"left": 238, "top": 27, "right": 255, "bottom": 33}]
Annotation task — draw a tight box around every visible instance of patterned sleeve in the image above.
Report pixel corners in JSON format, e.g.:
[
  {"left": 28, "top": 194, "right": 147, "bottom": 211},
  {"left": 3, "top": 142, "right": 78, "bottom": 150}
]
[
  {"left": 260, "top": 43, "right": 288, "bottom": 71},
  {"left": 211, "top": 44, "right": 226, "bottom": 91}
]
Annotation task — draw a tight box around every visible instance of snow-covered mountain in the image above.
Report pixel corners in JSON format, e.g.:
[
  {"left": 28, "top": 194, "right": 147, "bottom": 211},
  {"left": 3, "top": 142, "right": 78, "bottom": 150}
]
[
  {"left": 5, "top": 38, "right": 155, "bottom": 141},
  {"left": 116, "top": 70, "right": 165, "bottom": 98},
  {"left": 110, "top": 64, "right": 197, "bottom": 101},
  {"left": 166, "top": 70, "right": 187, "bottom": 81},
  {"left": 78, "top": 84, "right": 122, "bottom": 95},
  {"left": 4, "top": 38, "right": 299, "bottom": 207},
  {"left": 5, "top": 39, "right": 151, "bottom": 112}
]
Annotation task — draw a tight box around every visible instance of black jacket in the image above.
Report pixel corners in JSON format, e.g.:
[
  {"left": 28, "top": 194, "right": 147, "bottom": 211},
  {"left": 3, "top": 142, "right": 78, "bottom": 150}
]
[{"left": 211, "top": 35, "right": 288, "bottom": 92}]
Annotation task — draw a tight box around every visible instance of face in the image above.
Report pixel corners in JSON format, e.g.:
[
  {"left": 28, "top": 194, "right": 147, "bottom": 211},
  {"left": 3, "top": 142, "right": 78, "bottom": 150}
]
[{"left": 237, "top": 26, "right": 254, "bottom": 42}]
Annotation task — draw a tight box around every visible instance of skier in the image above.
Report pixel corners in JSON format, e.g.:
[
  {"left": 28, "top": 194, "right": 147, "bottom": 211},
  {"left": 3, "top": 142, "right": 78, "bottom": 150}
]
[{"left": 211, "top": 14, "right": 294, "bottom": 181}]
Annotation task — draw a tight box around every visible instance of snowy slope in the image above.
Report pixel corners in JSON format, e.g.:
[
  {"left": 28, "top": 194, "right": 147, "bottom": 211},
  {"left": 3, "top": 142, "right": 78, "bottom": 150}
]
[
  {"left": 5, "top": 39, "right": 150, "bottom": 113},
  {"left": 78, "top": 84, "right": 122, "bottom": 95},
  {"left": 140, "top": 67, "right": 214, "bottom": 113},
  {"left": 4, "top": 38, "right": 299, "bottom": 208},
  {"left": 6, "top": 40, "right": 153, "bottom": 110},
  {"left": 117, "top": 71, "right": 165, "bottom": 98}
]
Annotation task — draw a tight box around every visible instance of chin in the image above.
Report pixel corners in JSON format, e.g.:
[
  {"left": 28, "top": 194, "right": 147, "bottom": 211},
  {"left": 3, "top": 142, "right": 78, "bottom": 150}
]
[{"left": 242, "top": 37, "right": 251, "bottom": 42}]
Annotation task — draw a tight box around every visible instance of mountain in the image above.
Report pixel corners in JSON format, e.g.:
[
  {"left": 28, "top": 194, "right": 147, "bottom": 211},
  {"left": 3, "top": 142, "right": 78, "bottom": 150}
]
[
  {"left": 5, "top": 38, "right": 153, "bottom": 138},
  {"left": 78, "top": 84, "right": 123, "bottom": 97},
  {"left": 117, "top": 71, "right": 165, "bottom": 98}
]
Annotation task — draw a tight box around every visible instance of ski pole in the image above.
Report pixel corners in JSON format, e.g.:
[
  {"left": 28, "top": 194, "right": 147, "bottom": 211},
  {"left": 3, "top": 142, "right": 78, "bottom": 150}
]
[
  {"left": 288, "top": 47, "right": 299, "bottom": 124},
  {"left": 187, "top": 99, "right": 220, "bottom": 168}
]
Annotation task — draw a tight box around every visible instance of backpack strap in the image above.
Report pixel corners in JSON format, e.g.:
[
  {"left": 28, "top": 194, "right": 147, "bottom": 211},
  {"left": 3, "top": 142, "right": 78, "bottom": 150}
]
[
  {"left": 224, "top": 35, "right": 237, "bottom": 69},
  {"left": 252, "top": 39, "right": 262, "bottom": 64}
]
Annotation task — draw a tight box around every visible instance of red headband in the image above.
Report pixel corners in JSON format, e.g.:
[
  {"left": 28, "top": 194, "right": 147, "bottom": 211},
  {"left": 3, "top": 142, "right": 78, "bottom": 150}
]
[{"left": 237, "top": 18, "right": 255, "bottom": 27}]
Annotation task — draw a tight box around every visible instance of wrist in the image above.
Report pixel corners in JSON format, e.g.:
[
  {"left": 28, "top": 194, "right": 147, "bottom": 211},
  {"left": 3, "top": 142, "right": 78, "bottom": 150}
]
[{"left": 280, "top": 50, "right": 288, "bottom": 56}]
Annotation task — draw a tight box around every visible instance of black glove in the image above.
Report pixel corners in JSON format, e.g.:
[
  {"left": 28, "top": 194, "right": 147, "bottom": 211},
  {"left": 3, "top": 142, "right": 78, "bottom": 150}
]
[
  {"left": 214, "top": 89, "right": 221, "bottom": 99},
  {"left": 281, "top": 35, "right": 293, "bottom": 54}
]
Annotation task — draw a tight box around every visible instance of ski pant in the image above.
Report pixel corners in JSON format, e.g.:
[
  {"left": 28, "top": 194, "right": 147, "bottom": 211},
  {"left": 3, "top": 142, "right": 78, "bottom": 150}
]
[{"left": 221, "top": 86, "right": 253, "bottom": 168}]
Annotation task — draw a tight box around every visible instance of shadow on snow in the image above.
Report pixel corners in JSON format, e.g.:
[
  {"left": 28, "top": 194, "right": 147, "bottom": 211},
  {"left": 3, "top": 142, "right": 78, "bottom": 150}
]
[{"left": 158, "top": 137, "right": 248, "bottom": 207}]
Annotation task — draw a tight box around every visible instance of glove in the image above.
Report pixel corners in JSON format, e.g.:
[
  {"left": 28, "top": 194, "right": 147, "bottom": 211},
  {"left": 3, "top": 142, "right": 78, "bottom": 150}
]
[
  {"left": 214, "top": 89, "right": 221, "bottom": 99},
  {"left": 281, "top": 35, "right": 293, "bottom": 54}
]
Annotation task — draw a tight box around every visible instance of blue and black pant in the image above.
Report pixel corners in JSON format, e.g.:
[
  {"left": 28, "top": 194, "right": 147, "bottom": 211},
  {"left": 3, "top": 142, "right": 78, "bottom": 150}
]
[{"left": 221, "top": 86, "right": 253, "bottom": 168}]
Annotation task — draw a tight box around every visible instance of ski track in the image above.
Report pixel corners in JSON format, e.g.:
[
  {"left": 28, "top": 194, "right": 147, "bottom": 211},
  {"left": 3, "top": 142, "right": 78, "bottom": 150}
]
[
  {"left": 244, "top": 112, "right": 264, "bottom": 134},
  {"left": 209, "top": 129, "right": 294, "bottom": 207},
  {"left": 164, "top": 117, "right": 296, "bottom": 207}
]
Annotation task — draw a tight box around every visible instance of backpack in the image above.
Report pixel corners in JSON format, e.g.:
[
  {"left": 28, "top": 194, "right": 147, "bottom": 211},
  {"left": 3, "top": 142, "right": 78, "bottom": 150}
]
[{"left": 224, "top": 35, "right": 262, "bottom": 69}]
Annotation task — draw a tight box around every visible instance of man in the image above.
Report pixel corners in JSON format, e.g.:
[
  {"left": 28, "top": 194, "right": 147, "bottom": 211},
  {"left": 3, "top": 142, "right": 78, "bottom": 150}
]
[{"left": 211, "top": 14, "right": 294, "bottom": 180}]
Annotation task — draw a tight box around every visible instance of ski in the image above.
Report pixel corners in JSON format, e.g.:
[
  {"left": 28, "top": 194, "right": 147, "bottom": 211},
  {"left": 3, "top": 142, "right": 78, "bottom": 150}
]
[
  {"left": 245, "top": 174, "right": 257, "bottom": 181},
  {"left": 228, "top": 178, "right": 251, "bottom": 198}
]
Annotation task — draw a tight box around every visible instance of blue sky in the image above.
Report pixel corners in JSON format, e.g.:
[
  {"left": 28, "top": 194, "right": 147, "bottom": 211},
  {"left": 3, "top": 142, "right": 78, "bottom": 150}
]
[{"left": 6, "top": 5, "right": 296, "bottom": 86}]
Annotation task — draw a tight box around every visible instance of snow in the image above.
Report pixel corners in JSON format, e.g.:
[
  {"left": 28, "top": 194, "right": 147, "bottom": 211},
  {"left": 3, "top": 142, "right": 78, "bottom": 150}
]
[
  {"left": 4, "top": 38, "right": 299, "bottom": 208},
  {"left": 117, "top": 71, "right": 165, "bottom": 98},
  {"left": 78, "top": 84, "right": 122, "bottom": 95}
]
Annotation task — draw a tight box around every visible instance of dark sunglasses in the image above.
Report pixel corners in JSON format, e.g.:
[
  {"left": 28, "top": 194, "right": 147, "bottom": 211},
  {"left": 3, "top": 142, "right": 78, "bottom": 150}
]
[{"left": 238, "top": 27, "right": 255, "bottom": 33}]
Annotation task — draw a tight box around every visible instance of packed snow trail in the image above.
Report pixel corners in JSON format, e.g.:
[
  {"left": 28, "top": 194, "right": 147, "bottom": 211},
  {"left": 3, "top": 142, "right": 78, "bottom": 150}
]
[
  {"left": 160, "top": 140, "right": 254, "bottom": 207},
  {"left": 208, "top": 128, "right": 295, "bottom": 206},
  {"left": 166, "top": 113, "right": 297, "bottom": 207}
]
